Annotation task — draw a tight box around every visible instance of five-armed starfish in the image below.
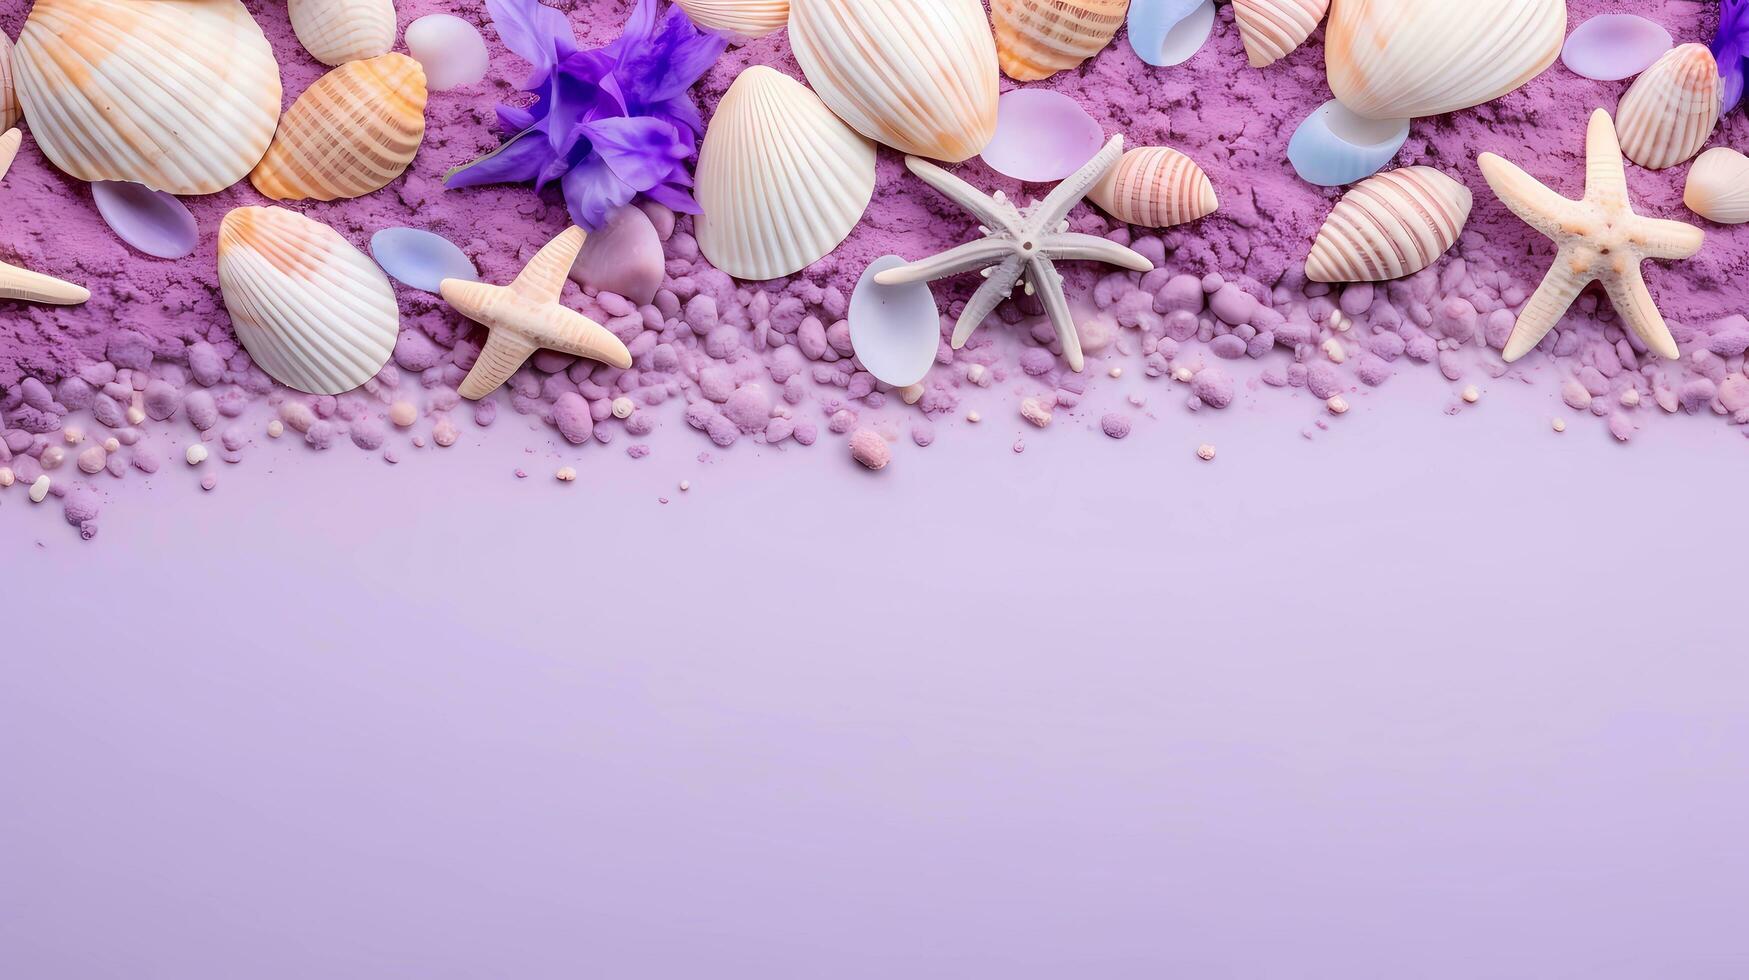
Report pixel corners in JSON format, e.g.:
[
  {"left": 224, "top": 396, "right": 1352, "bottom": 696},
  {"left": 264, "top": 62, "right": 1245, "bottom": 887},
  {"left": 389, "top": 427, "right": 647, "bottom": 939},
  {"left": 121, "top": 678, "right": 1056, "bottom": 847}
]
[
  {"left": 0, "top": 128, "right": 88, "bottom": 306},
  {"left": 442, "top": 226, "right": 633, "bottom": 400},
  {"left": 876, "top": 136, "right": 1154, "bottom": 372},
  {"left": 1479, "top": 109, "right": 1704, "bottom": 363}
]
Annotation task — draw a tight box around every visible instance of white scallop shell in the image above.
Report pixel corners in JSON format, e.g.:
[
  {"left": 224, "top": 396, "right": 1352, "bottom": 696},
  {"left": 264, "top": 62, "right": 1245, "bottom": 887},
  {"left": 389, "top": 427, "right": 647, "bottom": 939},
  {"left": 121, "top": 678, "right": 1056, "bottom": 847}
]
[
  {"left": 288, "top": 0, "right": 397, "bottom": 67},
  {"left": 675, "top": 0, "right": 790, "bottom": 40},
  {"left": 1326, "top": 0, "right": 1566, "bottom": 120},
  {"left": 0, "top": 34, "right": 18, "bottom": 133},
  {"left": 695, "top": 66, "right": 877, "bottom": 281},
  {"left": 1089, "top": 146, "right": 1219, "bottom": 229},
  {"left": 217, "top": 206, "right": 399, "bottom": 395},
  {"left": 991, "top": 0, "right": 1128, "bottom": 82},
  {"left": 1234, "top": 0, "right": 1329, "bottom": 68},
  {"left": 1617, "top": 44, "right": 1721, "bottom": 172},
  {"left": 1684, "top": 147, "right": 1749, "bottom": 225},
  {"left": 788, "top": 0, "right": 999, "bottom": 162},
  {"left": 1305, "top": 167, "right": 1473, "bottom": 282},
  {"left": 12, "top": 0, "right": 282, "bottom": 195}
]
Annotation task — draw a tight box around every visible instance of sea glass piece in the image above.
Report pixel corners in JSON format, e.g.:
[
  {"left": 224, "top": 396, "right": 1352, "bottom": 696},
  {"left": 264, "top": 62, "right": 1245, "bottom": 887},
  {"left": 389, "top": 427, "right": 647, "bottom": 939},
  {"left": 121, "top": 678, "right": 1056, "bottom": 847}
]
[
  {"left": 370, "top": 226, "right": 478, "bottom": 294},
  {"left": 849, "top": 255, "right": 939, "bottom": 388},
  {"left": 1128, "top": 0, "right": 1216, "bottom": 68},
  {"left": 1562, "top": 14, "right": 1674, "bottom": 82},
  {"left": 981, "top": 89, "right": 1105, "bottom": 183},
  {"left": 90, "top": 181, "right": 198, "bottom": 260}
]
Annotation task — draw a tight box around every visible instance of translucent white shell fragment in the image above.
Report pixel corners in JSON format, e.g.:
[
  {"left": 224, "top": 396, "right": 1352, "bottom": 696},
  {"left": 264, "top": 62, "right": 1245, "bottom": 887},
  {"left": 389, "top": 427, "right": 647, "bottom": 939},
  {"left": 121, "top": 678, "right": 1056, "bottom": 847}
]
[
  {"left": 288, "top": 0, "right": 397, "bottom": 67},
  {"left": 1561, "top": 14, "right": 1673, "bottom": 82},
  {"left": 849, "top": 255, "right": 941, "bottom": 388},
  {"left": 1684, "top": 147, "right": 1749, "bottom": 224},
  {"left": 1287, "top": 98, "right": 1409, "bottom": 187},
  {"left": 1127, "top": 0, "right": 1216, "bottom": 68},
  {"left": 1305, "top": 167, "right": 1473, "bottom": 282},
  {"left": 1616, "top": 44, "right": 1721, "bottom": 171}
]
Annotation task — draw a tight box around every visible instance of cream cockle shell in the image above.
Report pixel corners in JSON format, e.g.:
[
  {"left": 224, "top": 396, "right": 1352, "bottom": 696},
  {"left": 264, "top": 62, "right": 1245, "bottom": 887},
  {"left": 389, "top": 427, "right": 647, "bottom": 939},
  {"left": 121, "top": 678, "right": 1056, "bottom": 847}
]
[
  {"left": 0, "top": 34, "right": 17, "bottom": 133},
  {"left": 217, "top": 206, "right": 399, "bottom": 395},
  {"left": 288, "top": 0, "right": 398, "bottom": 67},
  {"left": 1617, "top": 44, "right": 1721, "bottom": 172},
  {"left": 675, "top": 0, "right": 790, "bottom": 40},
  {"left": 788, "top": 0, "right": 999, "bottom": 162},
  {"left": 1325, "top": 0, "right": 1565, "bottom": 120},
  {"left": 11, "top": 0, "right": 282, "bottom": 195},
  {"left": 1684, "top": 147, "right": 1749, "bottom": 225},
  {"left": 991, "top": 0, "right": 1128, "bottom": 82},
  {"left": 1088, "top": 146, "right": 1219, "bottom": 229},
  {"left": 1234, "top": 0, "right": 1330, "bottom": 69},
  {"left": 251, "top": 54, "right": 428, "bottom": 202},
  {"left": 1305, "top": 166, "right": 1472, "bottom": 282}
]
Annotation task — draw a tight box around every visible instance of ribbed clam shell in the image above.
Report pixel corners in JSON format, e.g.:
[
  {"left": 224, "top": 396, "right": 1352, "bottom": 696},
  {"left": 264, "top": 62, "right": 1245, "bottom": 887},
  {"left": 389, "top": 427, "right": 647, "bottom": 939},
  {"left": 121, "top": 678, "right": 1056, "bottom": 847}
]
[
  {"left": 1088, "top": 146, "right": 1219, "bottom": 228},
  {"left": 789, "top": 0, "right": 999, "bottom": 162},
  {"left": 12, "top": 0, "right": 282, "bottom": 195},
  {"left": 217, "top": 206, "right": 399, "bottom": 395},
  {"left": 1684, "top": 147, "right": 1749, "bottom": 225},
  {"left": 695, "top": 66, "right": 877, "bottom": 281},
  {"left": 1617, "top": 44, "right": 1721, "bottom": 172},
  {"left": 288, "top": 0, "right": 397, "bottom": 67},
  {"left": 991, "top": 0, "right": 1128, "bottom": 81},
  {"left": 1, "top": 34, "right": 17, "bottom": 133},
  {"left": 251, "top": 54, "right": 427, "bottom": 202},
  {"left": 1235, "top": 0, "right": 1329, "bottom": 68},
  {"left": 675, "top": 0, "right": 790, "bottom": 39},
  {"left": 1305, "top": 166, "right": 1472, "bottom": 282},
  {"left": 1326, "top": 0, "right": 1565, "bottom": 120}
]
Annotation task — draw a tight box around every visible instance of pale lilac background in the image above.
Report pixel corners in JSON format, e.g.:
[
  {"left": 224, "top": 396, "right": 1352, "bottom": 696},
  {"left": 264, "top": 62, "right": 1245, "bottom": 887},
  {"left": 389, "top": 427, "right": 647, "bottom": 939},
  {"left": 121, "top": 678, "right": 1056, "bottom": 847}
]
[{"left": 3, "top": 371, "right": 1747, "bottom": 977}]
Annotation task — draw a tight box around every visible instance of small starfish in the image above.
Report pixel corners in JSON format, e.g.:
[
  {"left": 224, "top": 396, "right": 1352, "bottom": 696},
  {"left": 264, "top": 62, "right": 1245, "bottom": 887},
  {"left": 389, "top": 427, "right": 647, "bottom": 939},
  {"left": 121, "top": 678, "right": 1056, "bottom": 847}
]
[
  {"left": 876, "top": 136, "right": 1153, "bottom": 372},
  {"left": 1479, "top": 109, "right": 1704, "bottom": 363},
  {"left": 442, "top": 226, "right": 633, "bottom": 400},
  {"left": 0, "top": 129, "right": 88, "bottom": 306}
]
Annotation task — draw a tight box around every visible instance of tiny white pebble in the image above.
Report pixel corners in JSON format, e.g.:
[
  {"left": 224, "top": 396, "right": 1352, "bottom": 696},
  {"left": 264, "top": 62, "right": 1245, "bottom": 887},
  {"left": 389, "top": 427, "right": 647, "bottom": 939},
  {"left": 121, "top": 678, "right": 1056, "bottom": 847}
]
[
  {"left": 1553, "top": 417, "right": 1567, "bottom": 433},
  {"left": 1322, "top": 338, "right": 1347, "bottom": 364},
  {"left": 679, "top": 480, "right": 691, "bottom": 491},
  {"left": 125, "top": 405, "right": 146, "bottom": 426},
  {"left": 185, "top": 444, "right": 209, "bottom": 466},
  {"left": 556, "top": 466, "right": 577, "bottom": 482},
  {"left": 389, "top": 401, "right": 418, "bottom": 427},
  {"left": 1327, "top": 394, "right": 1350, "bottom": 415},
  {"left": 966, "top": 363, "right": 989, "bottom": 386},
  {"left": 40, "top": 445, "right": 65, "bottom": 470},
  {"left": 1172, "top": 366, "right": 1195, "bottom": 383},
  {"left": 1108, "top": 366, "right": 1123, "bottom": 379},
  {"left": 899, "top": 383, "right": 925, "bottom": 405},
  {"left": 1462, "top": 385, "right": 1480, "bottom": 404},
  {"left": 1620, "top": 388, "right": 1641, "bottom": 408},
  {"left": 266, "top": 419, "right": 284, "bottom": 438},
  {"left": 1019, "top": 397, "right": 1053, "bottom": 428},
  {"left": 1330, "top": 310, "right": 1351, "bottom": 333},
  {"left": 77, "top": 446, "right": 106, "bottom": 475},
  {"left": 63, "top": 426, "right": 83, "bottom": 445},
  {"left": 966, "top": 410, "right": 981, "bottom": 423},
  {"left": 611, "top": 396, "right": 635, "bottom": 419},
  {"left": 102, "top": 437, "right": 120, "bottom": 453},
  {"left": 0, "top": 467, "right": 13, "bottom": 487},
  {"left": 29, "top": 474, "right": 51, "bottom": 502},
  {"left": 1196, "top": 443, "right": 1217, "bottom": 461}
]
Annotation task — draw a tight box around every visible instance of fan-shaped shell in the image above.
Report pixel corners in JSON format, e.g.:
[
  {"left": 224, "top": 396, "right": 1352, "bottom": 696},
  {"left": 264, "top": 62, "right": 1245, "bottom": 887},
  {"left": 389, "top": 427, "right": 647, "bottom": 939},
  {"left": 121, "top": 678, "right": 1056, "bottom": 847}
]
[
  {"left": 991, "top": 0, "right": 1128, "bottom": 82},
  {"left": 11, "top": 0, "right": 282, "bottom": 195},
  {"left": 288, "top": 0, "right": 397, "bottom": 67},
  {"left": 1088, "top": 146, "right": 1219, "bottom": 229},
  {"left": 1235, "top": 0, "right": 1329, "bottom": 68},
  {"left": 1326, "top": 0, "right": 1565, "bottom": 120},
  {"left": 0, "top": 34, "right": 18, "bottom": 133},
  {"left": 695, "top": 66, "right": 877, "bottom": 281},
  {"left": 251, "top": 54, "right": 428, "bottom": 202},
  {"left": 675, "top": 0, "right": 790, "bottom": 39},
  {"left": 217, "top": 206, "right": 399, "bottom": 395},
  {"left": 1617, "top": 44, "right": 1721, "bottom": 172},
  {"left": 1305, "top": 166, "right": 1472, "bottom": 283},
  {"left": 1684, "top": 147, "right": 1749, "bottom": 225},
  {"left": 789, "top": 0, "right": 999, "bottom": 162}
]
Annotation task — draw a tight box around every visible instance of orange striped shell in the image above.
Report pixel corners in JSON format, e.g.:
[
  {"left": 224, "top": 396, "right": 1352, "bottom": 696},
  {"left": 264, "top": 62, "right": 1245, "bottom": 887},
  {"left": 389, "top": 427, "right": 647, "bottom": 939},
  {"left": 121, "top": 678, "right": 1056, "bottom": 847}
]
[{"left": 1088, "top": 146, "right": 1219, "bottom": 229}]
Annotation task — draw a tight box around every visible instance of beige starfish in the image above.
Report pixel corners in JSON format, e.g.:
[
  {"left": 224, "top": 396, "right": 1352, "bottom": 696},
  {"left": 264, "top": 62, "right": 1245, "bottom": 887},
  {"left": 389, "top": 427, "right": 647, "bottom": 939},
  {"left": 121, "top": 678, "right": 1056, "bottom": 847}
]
[
  {"left": 441, "top": 226, "right": 633, "bottom": 400},
  {"left": 0, "top": 128, "right": 88, "bottom": 306},
  {"left": 1479, "top": 109, "right": 1703, "bottom": 363}
]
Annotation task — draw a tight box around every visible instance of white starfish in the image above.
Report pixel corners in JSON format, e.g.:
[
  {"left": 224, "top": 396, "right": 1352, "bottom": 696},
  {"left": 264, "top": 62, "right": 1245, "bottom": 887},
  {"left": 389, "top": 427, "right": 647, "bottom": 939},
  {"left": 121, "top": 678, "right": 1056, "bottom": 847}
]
[
  {"left": 0, "top": 128, "right": 88, "bottom": 306},
  {"left": 1479, "top": 109, "right": 1704, "bottom": 363},
  {"left": 876, "top": 136, "right": 1153, "bottom": 372}
]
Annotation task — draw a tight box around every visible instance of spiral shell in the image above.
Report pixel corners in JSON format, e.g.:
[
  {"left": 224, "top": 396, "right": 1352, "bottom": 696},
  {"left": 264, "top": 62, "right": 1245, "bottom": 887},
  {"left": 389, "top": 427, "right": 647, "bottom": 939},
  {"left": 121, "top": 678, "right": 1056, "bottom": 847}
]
[
  {"left": 251, "top": 54, "right": 428, "bottom": 202},
  {"left": 675, "top": 0, "right": 790, "bottom": 39},
  {"left": 991, "top": 0, "right": 1128, "bottom": 82},
  {"left": 1617, "top": 44, "right": 1721, "bottom": 172},
  {"left": 1305, "top": 166, "right": 1472, "bottom": 282},
  {"left": 1684, "top": 147, "right": 1749, "bottom": 225},
  {"left": 1088, "top": 146, "right": 1219, "bottom": 229},
  {"left": 1235, "top": 0, "right": 1329, "bottom": 68},
  {"left": 288, "top": 0, "right": 397, "bottom": 67}
]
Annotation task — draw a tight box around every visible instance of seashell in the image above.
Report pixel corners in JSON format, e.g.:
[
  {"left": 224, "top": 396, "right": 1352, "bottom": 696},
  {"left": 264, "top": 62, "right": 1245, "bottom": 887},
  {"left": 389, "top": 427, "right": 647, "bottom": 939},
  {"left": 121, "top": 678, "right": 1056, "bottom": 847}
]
[
  {"left": 251, "top": 54, "right": 428, "bottom": 202},
  {"left": 789, "top": 0, "right": 999, "bottom": 162},
  {"left": 695, "top": 66, "right": 877, "bottom": 281},
  {"left": 91, "top": 182, "right": 199, "bottom": 260},
  {"left": 1287, "top": 98, "right": 1408, "bottom": 186},
  {"left": 0, "top": 33, "right": 17, "bottom": 133},
  {"left": 288, "top": 0, "right": 396, "bottom": 67},
  {"left": 217, "top": 206, "right": 399, "bottom": 395},
  {"left": 1305, "top": 166, "right": 1472, "bottom": 282},
  {"left": 1326, "top": 0, "right": 1566, "bottom": 120},
  {"left": 12, "top": 0, "right": 282, "bottom": 195},
  {"left": 675, "top": 0, "right": 790, "bottom": 40},
  {"left": 1561, "top": 14, "right": 1673, "bottom": 82},
  {"left": 404, "top": 15, "right": 490, "bottom": 91},
  {"left": 1234, "top": 0, "right": 1330, "bottom": 69},
  {"left": 1088, "top": 146, "right": 1219, "bottom": 229},
  {"left": 1684, "top": 147, "right": 1749, "bottom": 224},
  {"left": 849, "top": 255, "right": 940, "bottom": 388},
  {"left": 1127, "top": 0, "right": 1216, "bottom": 68},
  {"left": 1616, "top": 44, "right": 1721, "bottom": 172},
  {"left": 982, "top": 89, "right": 1105, "bottom": 183},
  {"left": 991, "top": 0, "right": 1128, "bottom": 82},
  {"left": 370, "top": 227, "right": 478, "bottom": 294}
]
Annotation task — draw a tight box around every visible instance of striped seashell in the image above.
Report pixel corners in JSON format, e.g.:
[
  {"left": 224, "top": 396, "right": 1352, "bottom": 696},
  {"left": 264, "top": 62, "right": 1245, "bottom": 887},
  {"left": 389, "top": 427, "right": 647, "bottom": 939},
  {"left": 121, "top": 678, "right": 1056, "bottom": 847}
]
[
  {"left": 217, "top": 206, "right": 399, "bottom": 395},
  {"left": 1088, "top": 146, "right": 1219, "bottom": 228},
  {"left": 251, "top": 54, "right": 428, "bottom": 202},
  {"left": 1305, "top": 166, "right": 1472, "bottom": 282},
  {"left": 675, "top": 0, "right": 790, "bottom": 39},
  {"left": 288, "top": 0, "right": 397, "bottom": 67},
  {"left": 0, "top": 34, "right": 17, "bottom": 133},
  {"left": 695, "top": 66, "right": 877, "bottom": 281},
  {"left": 1617, "top": 44, "right": 1721, "bottom": 171},
  {"left": 1684, "top": 146, "right": 1749, "bottom": 225},
  {"left": 991, "top": 0, "right": 1128, "bottom": 81},
  {"left": 1234, "top": 0, "right": 1330, "bottom": 68},
  {"left": 11, "top": 0, "right": 282, "bottom": 195},
  {"left": 789, "top": 0, "right": 999, "bottom": 162}
]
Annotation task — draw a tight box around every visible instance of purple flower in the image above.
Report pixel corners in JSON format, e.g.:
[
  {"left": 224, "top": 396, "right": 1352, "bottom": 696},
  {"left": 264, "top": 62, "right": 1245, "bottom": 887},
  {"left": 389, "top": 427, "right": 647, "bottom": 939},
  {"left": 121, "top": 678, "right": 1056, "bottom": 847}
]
[
  {"left": 1713, "top": 0, "right": 1749, "bottom": 110},
  {"left": 446, "top": 0, "right": 727, "bottom": 230}
]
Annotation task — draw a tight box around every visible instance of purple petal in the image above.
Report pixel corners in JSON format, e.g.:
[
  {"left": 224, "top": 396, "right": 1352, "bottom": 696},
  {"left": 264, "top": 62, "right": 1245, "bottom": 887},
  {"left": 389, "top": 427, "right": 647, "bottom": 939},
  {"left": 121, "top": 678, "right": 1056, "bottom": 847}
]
[
  {"left": 563, "top": 155, "right": 637, "bottom": 230},
  {"left": 582, "top": 116, "right": 688, "bottom": 191},
  {"left": 642, "top": 179, "right": 700, "bottom": 215},
  {"left": 485, "top": 0, "right": 575, "bottom": 72},
  {"left": 445, "top": 128, "right": 555, "bottom": 188}
]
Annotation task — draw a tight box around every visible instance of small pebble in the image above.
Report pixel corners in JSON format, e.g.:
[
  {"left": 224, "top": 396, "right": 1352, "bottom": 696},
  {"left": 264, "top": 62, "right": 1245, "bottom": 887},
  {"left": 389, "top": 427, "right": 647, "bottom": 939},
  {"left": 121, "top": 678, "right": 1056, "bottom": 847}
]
[
  {"left": 266, "top": 419, "right": 284, "bottom": 438},
  {"left": 125, "top": 405, "right": 146, "bottom": 426},
  {"left": 1328, "top": 395, "right": 1350, "bottom": 415},
  {"left": 1020, "top": 396, "right": 1053, "bottom": 428},
  {"left": 200, "top": 474, "right": 217, "bottom": 491},
  {"left": 433, "top": 417, "right": 459, "bottom": 447},
  {"left": 1461, "top": 385, "right": 1480, "bottom": 404},
  {"left": 1322, "top": 338, "right": 1347, "bottom": 364},
  {"left": 389, "top": 401, "right": 418, "bottom": 427},
  {"left": 556, "top": 466, "right": 577, "bottom": 482},
  {"left": 966, "top": 410, "right": 981, "bottom": 423},
  {"left": 29, "top": 475, "right": 50, "bottom": 502},
  {"left": 679, "top": 480, "right": 691, "bottom": 491},
  {"left": 1100, "top": 413, "right": 1132, "bottom": 439},
  {"left": 76, "top": 445, "right": 106, "bottom": 474},
  {"left": 1196, "top": 444, "right": 1216, "bottom": 461},
  {"left": 0, "top": 467, "right": 12, "bottom": 487},
  {"left": 900, "top": 383, "right": 925, "bottom": 405},
  {"left": 611, "top": 397, "right": 635, "bottom": 419},
  {"left": 1108, "top": 367, "right": 1123, "bottom": 379},
  {"left": 40, "top": 445, "right": 65, "bottom": 470},
  {"left": 185, "top": 444, "right": 209, "bottom": 466},
  {"left": 102, "top": 437, "right": 120, "bottom": 453},
  {"left": 849, "top": 429, "right": 891, "bottom": 470},
  {"left": 1620, "top": 388, "right": 1641, "bottom": 408},
  {"left": 1553, "top": 417, "right": 1567, "bottom": 433},
  {"left": 63, "top": 426, "right": 83, "bottom": 445}
]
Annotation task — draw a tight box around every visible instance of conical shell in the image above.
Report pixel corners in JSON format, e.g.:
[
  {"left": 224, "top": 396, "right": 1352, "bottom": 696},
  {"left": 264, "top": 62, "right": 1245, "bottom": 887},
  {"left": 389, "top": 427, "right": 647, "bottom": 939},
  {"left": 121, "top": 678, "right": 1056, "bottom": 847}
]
[
  {"left": 288, "top": 0, "right": 397, "bottom": 66},
  {"left": 1235, "top": 0, "right": 1330, "bottom": 68},
  {"left": 991, "top": 0, "right": 1128, "bottom": 82},
  {"left": 1617, "top": 44, "right": 1721, "bottom": 172},
  {"left": 675, "top": 0, "right": 790, "bottom": 40},
  {"left": 1684, "top": 147, "right": 1749, "bottom": 225},
  {"left": 1, "top": 34, "right": 17, "bottom": 133},
  {"left": 251, "top": 54, "right": 428, "bottom": 202},
  {"left": 1326, "top": 0, "right": 1565, "bottom": 120},
  {"left": 695, "top": 66, "right": 877, "bottom": 281},
  {"left": 217, "top": 206, "right": 399, "bottom": 395},
  {"left": 1089, "top": 146, "right": 1219, "bottom": 229},
  {"left": 1305, "top": 166, "right": 1472, "bottom": 283},
  {"left": 789, "top": 0, "right": 999, "bottom": 162},
  {"left": 11, "top": 0, "right": 282, "bottom": 195}
]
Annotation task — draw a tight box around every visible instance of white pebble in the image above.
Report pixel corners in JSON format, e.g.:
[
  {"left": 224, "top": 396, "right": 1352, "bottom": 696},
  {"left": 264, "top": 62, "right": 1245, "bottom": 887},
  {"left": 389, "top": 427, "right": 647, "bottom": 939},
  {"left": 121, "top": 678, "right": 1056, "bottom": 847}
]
[
  {"left": 1327, "top": 394, "right": 1350, "bottom": 415},
  {"left": 102, "top": 437, "right": 120, "bottom": 453},
  {"left": 125, "top": 404, "right": 146, "bottom": 426},
  {"left": 679, "top": 480, "right": 691, "bottom": 492},
  {"left": 966, "top": 410, "right": 982, "bottom": 423},
  {"left": 1619, "top": 388, "right": 1641, "bottom": 408},
  {"left": 1552, "top": 417, "right": 1567, "bottom": 433},
  {"left": 556, "top": 466, "right": 577, "bottom": 482},
  {"left": 0, "top": 467, "right": 13, "bottom": 487},
  {"left": 266, "top": 419, "right": 284, "bottom": 438},
  {"left": 1108, "top": 366, "right": 1123, "bottom": 379},
  {"left": 1172, "top": 366, "right": 1195, "bottom": 383},
  {"left": 611, "top": 396, "right": 635, "bottom": 419},
  {"left": 63, "top": 426, "right": 83, "bottom": 444},
  {"left": 1196, "top": 443, "right": 1217, "bottom": 461},
  {"left": 404, "top": 14, "right": 490, "bottom": 91},
  {"left": 1322, "top": 338, "right": 1348, "bottom": 364},
  {"left": 39, "top": 445, "right": 65, "bottom": 470},
  {"left": 1461, "top": 385, "right": 1480, "bottom": 404},
  {"left": 185, "top": 443, "right": 209, "bottom": 466},
  {"left": 966, "top": 363, "right": 988, "bottom": 386},
  {"left": 899, "top": 383, "right": 925, "bottom": 405},
  {"left": 29, "top": 474, "right": 50, "bottom": 502}
]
